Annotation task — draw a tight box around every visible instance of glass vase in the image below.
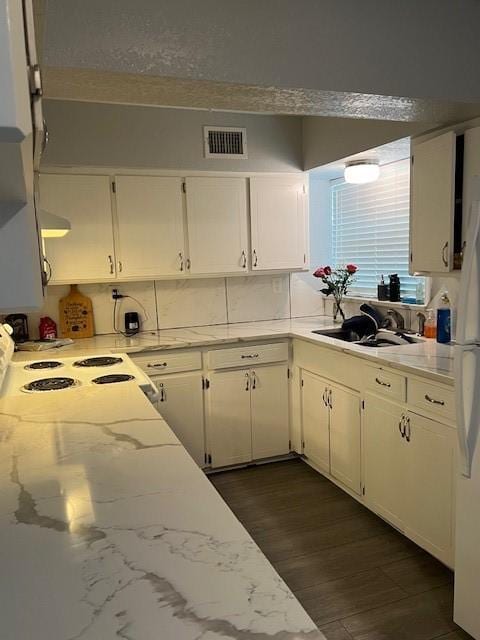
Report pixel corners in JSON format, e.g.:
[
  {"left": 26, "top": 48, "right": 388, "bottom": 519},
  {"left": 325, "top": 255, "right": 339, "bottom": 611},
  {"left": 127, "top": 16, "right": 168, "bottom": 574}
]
[{"left": 333, "top": 299, "right": 345, "bottom": 324}]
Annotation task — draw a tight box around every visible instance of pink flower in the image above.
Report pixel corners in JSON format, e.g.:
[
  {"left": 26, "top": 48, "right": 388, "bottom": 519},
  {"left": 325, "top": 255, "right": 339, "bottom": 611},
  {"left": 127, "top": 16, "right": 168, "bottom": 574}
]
[
  {"left": 324, "top": 266, "right": 332, "bottom": 275},
  {"left": 313, "top": 267, "right": 325, "bottom": 278},
  {"left": 346, "top": 264, "right": 357, "bottom": 274}
]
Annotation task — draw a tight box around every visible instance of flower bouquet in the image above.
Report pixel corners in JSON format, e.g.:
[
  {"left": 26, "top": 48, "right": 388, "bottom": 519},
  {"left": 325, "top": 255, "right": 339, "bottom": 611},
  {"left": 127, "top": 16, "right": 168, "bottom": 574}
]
[{"left": 313, "top": 264, "right": 358, "bottom": 322}]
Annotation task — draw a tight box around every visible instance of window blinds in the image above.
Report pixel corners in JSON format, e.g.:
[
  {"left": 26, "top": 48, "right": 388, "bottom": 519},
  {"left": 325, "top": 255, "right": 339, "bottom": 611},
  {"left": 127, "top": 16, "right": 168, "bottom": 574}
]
[{"left": 331, "top": 158, "right": 421, "bottom": 298}]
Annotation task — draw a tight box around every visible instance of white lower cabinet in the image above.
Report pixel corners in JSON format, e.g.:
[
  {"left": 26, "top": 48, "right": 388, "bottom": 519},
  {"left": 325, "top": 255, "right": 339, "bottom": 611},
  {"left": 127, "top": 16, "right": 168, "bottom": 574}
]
[
  {"left": 301, "top": 370, "right": 361, "bottom": 494},
  {"left": 403, "top": 411, "right": 456, "bottom": 565},
  {"left": 364, "top": 394, "right": 405, "bottom": 530},
  {"left": 251, "top": 365, "right": 289, "bottom": 460},
  {"left": 153, "top": 372, "right": 205, "bottom": 467},
  {"left": 329, "top": 384, "right": 362, "bottom": 495},
  {"left": 301, "top": 371, "right": 330, "bottom": 473},
  {"left": 207, "top": 363, "right": 289, "bottom": 468},
  {"left": 364, "top": 393, "right": 456, "bottom": 565},
  {"left": 208, "top": 369, "right": 253, "bottom": 468}
]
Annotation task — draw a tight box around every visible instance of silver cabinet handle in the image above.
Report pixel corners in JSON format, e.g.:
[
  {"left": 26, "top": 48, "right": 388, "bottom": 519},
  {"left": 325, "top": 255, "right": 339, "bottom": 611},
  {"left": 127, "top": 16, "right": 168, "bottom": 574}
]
[
  {"left": 322, "top": 388, "right": 328, "bottom": 407},
  {"left": 399, "top": 416, "right": 405, "bottom": 438},
  {"left": 186, "top": 257, "right": 191, "bottom": 270},
  {"left": 118, "top": 260, "right": 123, "bottom": 273},
  {"left": 107, "top": 255, "right": 114, "bottom": 274},
  {"left": 405, "top": 416, "right": 411, "bottom": 442},
  {"left": 245, "top": 372, "right": 250, "bottom": 391},
  {"left": 328, "top": 388, "right": 333, "bottom": 409},
  {"left": 442, "top": 241, "right": 449, "bottom": 267},
  {"left": 241, "top": 353, "right": 259, "bottom": 359},
  {"left": 158, "top": 383, "right": 166, "bottom": 402},
  {"left": 178, "top": 252, "right": 184, "bottom": 272},
  {"left": 241, "top": 250, "right": 247, "bottom": 269},
  {"left": 375, "top": 377, "right": 391, "bottom": 388},
  {"left": 252, "top": 249, "right": 258, "bottom": 267},
  {"left": 148, "top": 362, "right": 168, "bottom": 369},
  {"left": 251, "top": 370, "right": 257, "bottom": 390},
  {"left": 425, "top": 394, "right": 445, "bottom": 406}
]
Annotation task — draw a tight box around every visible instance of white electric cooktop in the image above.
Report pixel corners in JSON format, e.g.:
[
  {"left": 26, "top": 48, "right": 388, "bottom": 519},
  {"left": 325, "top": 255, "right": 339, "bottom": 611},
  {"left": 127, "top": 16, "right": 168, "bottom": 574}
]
[{"left": 0, "top": 352, "right": 156, "bottom": 398}]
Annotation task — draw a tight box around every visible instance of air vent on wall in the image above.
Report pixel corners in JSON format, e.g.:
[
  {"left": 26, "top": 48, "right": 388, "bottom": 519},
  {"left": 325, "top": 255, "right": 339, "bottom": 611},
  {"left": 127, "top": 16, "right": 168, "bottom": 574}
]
[{"left": 204, "top": 126, "right": 248, "bottom": 159}]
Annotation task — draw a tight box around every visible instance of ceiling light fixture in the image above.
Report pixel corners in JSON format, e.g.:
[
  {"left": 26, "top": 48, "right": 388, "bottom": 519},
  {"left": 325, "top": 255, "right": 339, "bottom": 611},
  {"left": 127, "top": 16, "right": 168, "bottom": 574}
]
[
  {"left": 344, "top": 160, "right": 380, "bottom": 184},
  {"left": 39, "top": 209, "right": 71, "bottom": 238}
]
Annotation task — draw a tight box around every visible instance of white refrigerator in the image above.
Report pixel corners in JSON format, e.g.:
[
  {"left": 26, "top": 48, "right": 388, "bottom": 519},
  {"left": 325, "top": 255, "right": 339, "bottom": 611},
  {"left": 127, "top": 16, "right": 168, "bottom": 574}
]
[{"left": 454, "top": 178, "right": 480, "bottom": 638}]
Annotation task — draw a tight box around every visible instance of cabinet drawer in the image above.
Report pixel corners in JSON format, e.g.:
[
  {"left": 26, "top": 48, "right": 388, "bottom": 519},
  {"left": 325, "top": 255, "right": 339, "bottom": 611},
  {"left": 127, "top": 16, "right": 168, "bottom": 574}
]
[
  {"left": 408, "top": 378, "right": 455, "bottom": 422},
  {"left": 207, "top": 342, "right": 288, "bottom": 370},
  {"left": 365, "top": 366, "right": 406, "bottom": 402},
  {"left": 133, "top": 350, "right": 202, "bottom": 375}
]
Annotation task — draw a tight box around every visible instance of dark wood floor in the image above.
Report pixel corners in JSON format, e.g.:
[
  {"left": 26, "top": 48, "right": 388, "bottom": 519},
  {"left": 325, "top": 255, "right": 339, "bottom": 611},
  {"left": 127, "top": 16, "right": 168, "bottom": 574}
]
[{"left": 210, "top": 458, "right": 473, "bottom": 640}]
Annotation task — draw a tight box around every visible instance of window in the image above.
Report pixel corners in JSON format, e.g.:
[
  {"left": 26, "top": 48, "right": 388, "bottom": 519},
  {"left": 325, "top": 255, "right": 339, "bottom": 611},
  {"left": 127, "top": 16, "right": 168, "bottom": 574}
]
[{"left": 331, "top": 158, "right": 422, "bottom": 298}]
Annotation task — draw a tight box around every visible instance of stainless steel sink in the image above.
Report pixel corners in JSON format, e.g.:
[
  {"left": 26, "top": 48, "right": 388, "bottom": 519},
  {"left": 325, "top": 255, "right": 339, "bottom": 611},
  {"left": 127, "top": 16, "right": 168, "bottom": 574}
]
[{"left": 312, "top": 327, "right": 425, "bottom": 348}]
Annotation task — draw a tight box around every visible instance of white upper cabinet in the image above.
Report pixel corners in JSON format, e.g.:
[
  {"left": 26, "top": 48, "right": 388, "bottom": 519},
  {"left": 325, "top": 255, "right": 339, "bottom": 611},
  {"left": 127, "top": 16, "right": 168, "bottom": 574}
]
[
  {"left": 114, "top": 176, "right": 185, "bottom": 278},
  {"left": 410, "top": 131, "right": 456, "bottom": 274},
  {"left": 185, "top": 177, "right": 249, "bottom": 274},
  {"left": 250, "top": 176, "right": 307, "bottom": 271},
  {"left": 40, "top": 174, "right": 116, "bottom": 283}
]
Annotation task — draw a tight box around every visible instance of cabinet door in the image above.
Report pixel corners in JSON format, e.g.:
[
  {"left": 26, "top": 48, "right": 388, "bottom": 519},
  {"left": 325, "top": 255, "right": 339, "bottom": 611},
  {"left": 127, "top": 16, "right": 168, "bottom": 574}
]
[
  {"left": 39, "top": 174, "right": 115, "bottom": 283},
  {"left": 301, "top": 370, "right": 330, "bottom": 473},
  {"left": 207, "top": 369, "right": 252, "bottom": 468},
  {"left": 251, "top": 365, "right": 289, "bottom": 460},
  {"left": 410, "top": 131, "right": 455, "bottom": 273},
  {"left": 250, "top": 176, "right": 307, "bottom": 270},
  {"left": 329, "top": 384, "right": 361, "bottom": 494},
  {"left": 403, "top": 412, "right": 456, "bottom": 565},
  {"left": 114, "top": 176, "right": 185, "bottom": 278},
  {"left": 185, "top": 177, "right": 248, "bottom": 274},
  {"left": 364, "top": 394, "right": 406, "bottom": 530},
  {"left": 154, "top": 373, "right": 205, "bottom": 467}
]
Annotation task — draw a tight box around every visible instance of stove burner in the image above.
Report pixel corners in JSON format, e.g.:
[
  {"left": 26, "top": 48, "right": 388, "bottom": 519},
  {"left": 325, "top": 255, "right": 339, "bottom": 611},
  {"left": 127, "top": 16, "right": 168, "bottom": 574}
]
[
  {"left": 92, "top": 374, "right": 135, "bottom": 385},
  {"left": 73, "top": 356, "right": 123, "bottom": 368},
  {"left": 23, "top": 377, "right": 78, "bottom": 392},
  {"left": 24, "top": 361, "right": 63, "bottom": 371}
]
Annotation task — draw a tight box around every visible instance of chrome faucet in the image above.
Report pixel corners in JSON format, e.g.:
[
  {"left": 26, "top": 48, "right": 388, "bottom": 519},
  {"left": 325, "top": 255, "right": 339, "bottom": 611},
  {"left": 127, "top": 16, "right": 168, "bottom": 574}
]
[
  {"left": 416, "top": 311, "right": 426, "bottom": 336},
  {"left": 382, "top": 309, "right": 405, "bottom": 331}
]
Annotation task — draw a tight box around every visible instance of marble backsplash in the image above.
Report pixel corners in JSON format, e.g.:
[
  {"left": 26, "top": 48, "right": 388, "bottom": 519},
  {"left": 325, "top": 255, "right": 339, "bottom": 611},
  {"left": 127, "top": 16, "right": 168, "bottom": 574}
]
[{"left": 18, "top": 273, "right": 325, "bottom": 338}]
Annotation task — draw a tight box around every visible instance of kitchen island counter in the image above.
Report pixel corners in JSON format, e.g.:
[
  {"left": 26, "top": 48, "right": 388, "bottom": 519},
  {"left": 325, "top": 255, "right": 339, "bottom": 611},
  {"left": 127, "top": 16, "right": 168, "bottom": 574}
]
[{"left": 0, "top": 383, "right": 323, "bottom": 639}]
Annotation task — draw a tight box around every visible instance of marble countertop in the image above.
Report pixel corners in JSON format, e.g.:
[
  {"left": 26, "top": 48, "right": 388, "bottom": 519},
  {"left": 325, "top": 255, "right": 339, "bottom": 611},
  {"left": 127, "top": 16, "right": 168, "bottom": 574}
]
[
  {"left": 14, "top": 316, "right": 455, "bottom": 384},
  {"left": 0, "top": 383, "right": 324, "bottom": 639}
]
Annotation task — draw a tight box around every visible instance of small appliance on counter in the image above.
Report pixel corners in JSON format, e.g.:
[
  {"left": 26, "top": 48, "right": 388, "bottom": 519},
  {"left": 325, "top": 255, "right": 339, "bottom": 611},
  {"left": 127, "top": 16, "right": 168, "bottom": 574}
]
[
  {"left": 124, "top": 311, "right": 140, "bottom": 336},
  {"left": 4, "top": 314, "right": 29, "bottom": 343}
]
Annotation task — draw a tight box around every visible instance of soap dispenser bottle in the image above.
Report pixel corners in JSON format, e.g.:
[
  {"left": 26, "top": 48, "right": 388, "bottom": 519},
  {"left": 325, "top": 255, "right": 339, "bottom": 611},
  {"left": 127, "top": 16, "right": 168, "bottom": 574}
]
[
  {"left": 437, "top": 292, "right": 451, "bottom": 343},
  {"left": 377, "top": 275, "right": 389, "bottom": 301}
]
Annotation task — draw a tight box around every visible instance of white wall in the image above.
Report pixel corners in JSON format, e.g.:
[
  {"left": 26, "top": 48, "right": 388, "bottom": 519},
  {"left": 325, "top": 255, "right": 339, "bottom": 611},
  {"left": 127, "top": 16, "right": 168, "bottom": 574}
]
[
  {"left": 42, "top": 0, "right": 480, "bottom": 105},
  {"left": 41, "top": 101, "right": 303, "bottom": 172}
]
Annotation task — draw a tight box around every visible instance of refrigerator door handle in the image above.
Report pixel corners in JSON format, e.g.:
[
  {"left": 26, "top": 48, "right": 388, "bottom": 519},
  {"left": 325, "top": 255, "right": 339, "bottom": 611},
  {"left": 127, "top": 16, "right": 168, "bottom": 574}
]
[
  {"left": 456, "top": 187, "right": 480, "bottom": 344},
  {"left": 455, "top": 344, "right": 480, "bottom": 477}
]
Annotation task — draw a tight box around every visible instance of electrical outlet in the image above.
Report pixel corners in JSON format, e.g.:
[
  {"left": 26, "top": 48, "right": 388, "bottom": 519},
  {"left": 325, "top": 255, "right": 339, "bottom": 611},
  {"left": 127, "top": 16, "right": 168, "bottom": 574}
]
[
  {"left": 111, "top": 288, "right": 123, "bottom": 300},
  {"left": 272, "top": 277, "right": 283, "bottom": 294}
]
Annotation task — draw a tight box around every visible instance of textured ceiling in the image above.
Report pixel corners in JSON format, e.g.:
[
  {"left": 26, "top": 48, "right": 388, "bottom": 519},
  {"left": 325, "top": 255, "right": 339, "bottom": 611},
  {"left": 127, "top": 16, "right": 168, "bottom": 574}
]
[{"left": 43, "top": 67, "right": 480, "bottom": 125}]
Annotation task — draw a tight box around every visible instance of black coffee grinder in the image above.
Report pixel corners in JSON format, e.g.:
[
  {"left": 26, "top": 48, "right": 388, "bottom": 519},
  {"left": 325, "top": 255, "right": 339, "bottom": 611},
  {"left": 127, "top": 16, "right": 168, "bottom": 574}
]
[{"left": 124, "top": 311, "right": 140, "bottom": 336}]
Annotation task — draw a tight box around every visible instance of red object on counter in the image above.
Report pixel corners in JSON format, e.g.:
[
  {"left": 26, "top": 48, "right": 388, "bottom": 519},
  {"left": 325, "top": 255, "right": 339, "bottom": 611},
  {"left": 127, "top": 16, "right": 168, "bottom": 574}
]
[{"left": 39, "top": 316, "right": 57, "bottom": 340}]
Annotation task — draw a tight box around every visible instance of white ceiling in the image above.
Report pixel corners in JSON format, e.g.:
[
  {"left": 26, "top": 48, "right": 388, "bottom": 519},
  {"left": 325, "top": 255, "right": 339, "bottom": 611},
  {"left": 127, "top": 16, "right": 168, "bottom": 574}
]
[{"left": 308, "top": 137, "right": 411, "bottom": 180}]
